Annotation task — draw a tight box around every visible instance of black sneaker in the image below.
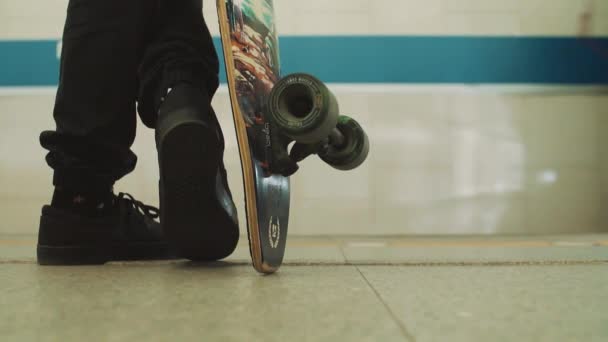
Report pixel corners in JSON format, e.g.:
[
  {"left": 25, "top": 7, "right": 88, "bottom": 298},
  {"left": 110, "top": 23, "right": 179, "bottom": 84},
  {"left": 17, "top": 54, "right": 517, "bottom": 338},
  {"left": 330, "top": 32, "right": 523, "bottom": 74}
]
[
  {"left": 37, "top": 192, "right": 173, "bottom": 265},
  {"left": 156, "top": 84, "right": 239, "bottom": 261}
]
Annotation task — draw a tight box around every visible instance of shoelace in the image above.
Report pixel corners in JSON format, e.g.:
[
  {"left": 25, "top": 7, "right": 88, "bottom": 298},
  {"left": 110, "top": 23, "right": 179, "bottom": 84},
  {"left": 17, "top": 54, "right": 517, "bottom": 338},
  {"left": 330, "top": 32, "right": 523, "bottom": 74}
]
[{"left": 117, "top": 192, "right": 160, "bottom": 219}]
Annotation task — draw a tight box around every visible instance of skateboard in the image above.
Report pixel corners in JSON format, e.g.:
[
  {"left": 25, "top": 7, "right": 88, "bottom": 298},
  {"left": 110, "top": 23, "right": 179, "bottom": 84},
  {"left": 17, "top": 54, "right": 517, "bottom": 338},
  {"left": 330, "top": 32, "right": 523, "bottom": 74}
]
[{"left": 216, "top": 0, "right": 369, "bottom": 274}]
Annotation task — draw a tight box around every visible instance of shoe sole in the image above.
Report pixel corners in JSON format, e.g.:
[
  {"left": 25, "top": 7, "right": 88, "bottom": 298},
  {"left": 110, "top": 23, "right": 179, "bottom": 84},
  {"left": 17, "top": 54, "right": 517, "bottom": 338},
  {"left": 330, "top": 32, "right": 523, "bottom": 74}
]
[
  {"left": 36, "top": 207, "right": 174, "bottom": 265},
  {"left": 37, "top": 242, "right": 172, "bottom": 265},
  {"left": 158, "top": 117, "right": 238, "bottom": 261}
]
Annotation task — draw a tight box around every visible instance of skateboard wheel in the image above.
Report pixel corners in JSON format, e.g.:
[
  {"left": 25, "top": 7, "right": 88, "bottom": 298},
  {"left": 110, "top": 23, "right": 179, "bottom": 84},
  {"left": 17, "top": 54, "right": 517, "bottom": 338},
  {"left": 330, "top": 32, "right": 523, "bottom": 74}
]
[
  {"left": 267, "top": 73, "right": 339, "bottom": 144},
  {"left": 320, "top": 116, "right": 369, "bottom": 171}
]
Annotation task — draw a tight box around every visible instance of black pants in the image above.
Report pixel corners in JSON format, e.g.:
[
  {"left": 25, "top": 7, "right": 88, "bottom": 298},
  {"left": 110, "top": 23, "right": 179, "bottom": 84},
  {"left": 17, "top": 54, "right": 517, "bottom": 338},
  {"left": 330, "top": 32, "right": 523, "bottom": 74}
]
[{"left": 40, "top": 0, "right": 220, "bottom": 191}]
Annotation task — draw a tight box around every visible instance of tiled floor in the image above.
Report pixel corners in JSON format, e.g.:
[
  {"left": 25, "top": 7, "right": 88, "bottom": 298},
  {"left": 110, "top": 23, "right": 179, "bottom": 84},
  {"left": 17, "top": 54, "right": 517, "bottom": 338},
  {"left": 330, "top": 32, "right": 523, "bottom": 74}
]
[{"left": 1, "top": 234, "right": 607, "bottom": 341}]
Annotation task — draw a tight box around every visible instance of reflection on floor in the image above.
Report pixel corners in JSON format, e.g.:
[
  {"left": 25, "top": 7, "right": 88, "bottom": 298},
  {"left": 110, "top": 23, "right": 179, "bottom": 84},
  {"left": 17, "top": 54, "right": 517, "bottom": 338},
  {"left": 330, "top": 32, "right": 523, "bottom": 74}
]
[{"left": 1, "top": 234, "right": 607, "bottom": 341}]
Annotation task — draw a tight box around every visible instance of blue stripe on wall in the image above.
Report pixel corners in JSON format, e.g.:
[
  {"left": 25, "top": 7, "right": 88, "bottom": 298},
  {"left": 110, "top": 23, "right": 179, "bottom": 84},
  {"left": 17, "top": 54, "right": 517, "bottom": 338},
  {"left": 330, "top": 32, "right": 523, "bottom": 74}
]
[
  {"left": 0, "top": 37, "right": 607, "bottom": 87},
  {"left": 0, "top": 40, "right": 60, "bottom": 86},
  {"left": 280, "top": 36, "right": 608, "bottom": 84}
]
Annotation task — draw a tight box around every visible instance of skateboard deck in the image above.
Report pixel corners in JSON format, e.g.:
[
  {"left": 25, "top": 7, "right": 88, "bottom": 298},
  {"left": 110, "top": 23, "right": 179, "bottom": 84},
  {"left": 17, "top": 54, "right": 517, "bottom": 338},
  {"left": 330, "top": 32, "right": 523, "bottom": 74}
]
[{"left": 217, "top": 0, "right": 289, "bottom": 274}]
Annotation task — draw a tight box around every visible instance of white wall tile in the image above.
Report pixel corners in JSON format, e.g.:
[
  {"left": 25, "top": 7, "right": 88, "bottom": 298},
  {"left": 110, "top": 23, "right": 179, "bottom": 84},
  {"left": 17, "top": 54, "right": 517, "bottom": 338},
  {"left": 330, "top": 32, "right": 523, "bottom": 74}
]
[
  {"left": 525, "top": 167, "right": 602, "bottom": 233},
  {"left": 1, "top": 90, "right": 607, "bottom": 235},
  {"left": 518, "top": 96, "right": 599, "bottom": 167},
  {"left": 0, "top": 95, "right": 55, "bottom": 199},
  {"left": 0, "top": 0, "right": 603, "bottom": 38},
  {"left": 520, "top": 13, "right": 584, "bottom": 36},
  {"left": 476, "top": 193, "right": 526, "bottom": 234},
  {"left": 592, "top": 15, "right": 608, "bottom": 36},
  {"left": 597, "top": 96, "right": 608, "bottom": 231},
  {"left": 441, "top": 0, "right": 524, "bottom": 13},
  {"left": 445, "top": 14, "right": 521, "bottom": 35}
]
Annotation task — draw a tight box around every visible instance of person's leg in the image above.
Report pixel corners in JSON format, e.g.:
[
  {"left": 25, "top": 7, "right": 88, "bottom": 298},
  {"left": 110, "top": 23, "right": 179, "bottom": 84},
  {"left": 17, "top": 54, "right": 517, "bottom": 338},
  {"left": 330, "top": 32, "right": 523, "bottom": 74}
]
[
  {"left": 138, "top": 0, "right": 220, "bottom": 126},
  {"left": 41, "top": 0, "right": 155, "bottom": 191},
  {"left": 37, "top": 0, "right": 173, "bottom": 265},
  {"left": 138, "top": 0, "right": 239, "bottom": 261}
]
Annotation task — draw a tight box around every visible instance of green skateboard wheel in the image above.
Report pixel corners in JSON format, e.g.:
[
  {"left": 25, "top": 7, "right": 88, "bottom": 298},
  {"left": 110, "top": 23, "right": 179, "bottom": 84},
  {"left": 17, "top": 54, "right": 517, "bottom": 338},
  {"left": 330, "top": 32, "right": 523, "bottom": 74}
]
[
  {"left": 267, "top": 73, "right": 339, "bottom": 144},
  {"left": 320, "top": 116, "right": 369, "bottom": 171}
]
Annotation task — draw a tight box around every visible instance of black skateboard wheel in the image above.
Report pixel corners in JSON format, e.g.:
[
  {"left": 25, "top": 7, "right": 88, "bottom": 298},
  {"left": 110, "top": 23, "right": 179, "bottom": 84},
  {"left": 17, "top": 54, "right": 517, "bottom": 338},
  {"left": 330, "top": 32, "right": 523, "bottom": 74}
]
[
  {"left": 267, "top": 73, "right": 339, "bottom": 144},
  {"left": 320, "top": 116, "right": 369, "bottom": 171}
]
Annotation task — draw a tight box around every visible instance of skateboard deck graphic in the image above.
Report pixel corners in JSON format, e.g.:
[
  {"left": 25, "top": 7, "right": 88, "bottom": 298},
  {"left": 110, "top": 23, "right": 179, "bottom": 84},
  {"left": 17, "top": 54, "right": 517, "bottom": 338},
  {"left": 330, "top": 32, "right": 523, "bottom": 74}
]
[{"left": 217, "top": 0, "right": 289, "bottom": 273}]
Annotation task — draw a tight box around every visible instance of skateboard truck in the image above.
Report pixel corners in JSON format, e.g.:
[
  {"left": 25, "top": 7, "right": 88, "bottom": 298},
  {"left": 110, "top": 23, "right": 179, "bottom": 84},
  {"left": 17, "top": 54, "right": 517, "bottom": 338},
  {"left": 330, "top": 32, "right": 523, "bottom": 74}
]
[{"left": 263, "top": 73, "right": 370, "bottom": 177}]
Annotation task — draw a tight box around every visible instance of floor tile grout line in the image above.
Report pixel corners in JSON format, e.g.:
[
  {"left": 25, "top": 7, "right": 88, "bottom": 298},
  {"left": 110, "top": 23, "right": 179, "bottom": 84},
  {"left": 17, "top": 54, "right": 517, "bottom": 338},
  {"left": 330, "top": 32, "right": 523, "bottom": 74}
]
[
  {"left": 338, "top": 239, "right": 416, "bottom": 342},
  {"left": 1, "top": 260, "right": 608, "bottom": 266},
  {"left": 338, "top": 243, "right": 416, "bottom": 342},
  {"left": 333, "top": 236, "right": 348, "bottom": 264},
  {"left": 355, "top": 265, "right": 416, "bottom": 342}
]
